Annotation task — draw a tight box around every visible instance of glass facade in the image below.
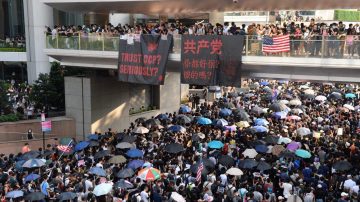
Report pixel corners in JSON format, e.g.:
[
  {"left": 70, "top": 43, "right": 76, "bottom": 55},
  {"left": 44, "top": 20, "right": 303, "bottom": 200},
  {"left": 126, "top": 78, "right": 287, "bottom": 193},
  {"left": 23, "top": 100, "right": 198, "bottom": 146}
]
[
  {"left": 0, "top": 0, "right": 25, "bottom": 39},
  {"left": 0, "top": 62, "right": 27, "bottom": 83}
]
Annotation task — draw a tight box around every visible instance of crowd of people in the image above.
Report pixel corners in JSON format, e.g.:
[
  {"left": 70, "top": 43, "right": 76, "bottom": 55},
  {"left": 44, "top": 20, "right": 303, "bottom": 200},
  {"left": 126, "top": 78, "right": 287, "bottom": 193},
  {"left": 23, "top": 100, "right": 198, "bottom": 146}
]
[
  {"left": 2, "top": 80, "right": 360, "bottom": 201},
  {"left": 47, "top": 19, "right": 360, "bottom": 58}
]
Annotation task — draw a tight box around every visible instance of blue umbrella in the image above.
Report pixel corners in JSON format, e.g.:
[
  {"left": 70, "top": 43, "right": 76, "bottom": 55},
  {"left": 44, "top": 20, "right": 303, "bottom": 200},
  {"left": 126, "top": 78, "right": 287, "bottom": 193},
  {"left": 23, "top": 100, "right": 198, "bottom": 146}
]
[
  {"left": 126, "top": 149, "right": 143, "bottom": 158},
  {"left": 75, "top": 141, "right": 90, "bottom": 151},
  {"left": 345, "top": 93, "right": 356, "bottom": 99},
  {"left": 22, "top": 159, "right": 45, "bottom": 168},
  {"left": 252, "top": 126, "right": 268, "bottom": 133},
  {"left": 89, "top": 167, "right": 106, "bottom": 176},
  {"left": 215, "top": 119, "right": 228, "bottom": 127},
  {"left": 197, "top": 117, "right": 212, "bottom": 125},
  {"left": 208, "top": 140, "right": 224, "bottom": 149},
  {"left": 255, "top": 145, "right": 268, "bottom": 153},
  {"left": 6, "top": 190, "right": 24, "bottom": 199},
  {"left": 254, "top": 118, "right": 269, "bottom": 126},
  {"left": 25, "top": 173, "right": 40, "bottom": 182},
  {"left": 179, "top": 105, "right": 191, "bottom": 113},
  {"left": 295, "top": 149, "right": 312, "bottom": 158},
  {"left": 156, "top": 114, "right": 168, "bottom": 120},
  {"left": 272, "top": 111, "right": 287, "bottom": 119},
  {"left": 87, "top": 134, "right": 99, "bottom": 141},
  {"left": 127, "top": 160, "right": 145, "bottom": 170},
  {"left": 168, "top": 125, "right": 186, "bottom": 133},
  {"left": 219, "top": 108, "right": 232, "bottom": 117},
  {"left": 15, "top": 160, "right": 25, "bottom": 172},
  {"left": 260, "top": 81, "right": 269, "bottom": 86}
]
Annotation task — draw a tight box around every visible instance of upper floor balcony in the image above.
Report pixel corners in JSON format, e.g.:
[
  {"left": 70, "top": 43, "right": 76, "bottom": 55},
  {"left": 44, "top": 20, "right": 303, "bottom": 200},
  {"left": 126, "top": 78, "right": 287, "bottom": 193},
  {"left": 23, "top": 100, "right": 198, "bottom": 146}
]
[{"left": 0, "top": 38, "right": 27, "bottom": 62}]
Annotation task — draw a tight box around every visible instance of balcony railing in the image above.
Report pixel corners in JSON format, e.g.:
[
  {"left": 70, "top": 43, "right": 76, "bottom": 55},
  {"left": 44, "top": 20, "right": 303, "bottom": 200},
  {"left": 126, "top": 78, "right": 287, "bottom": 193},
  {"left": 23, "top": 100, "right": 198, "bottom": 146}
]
[
  {"left": 46, "top": 34, "right": 360, "bottom": 59},
  {"left": 0, "top": 39, "right": 26, "bottom": 52}
]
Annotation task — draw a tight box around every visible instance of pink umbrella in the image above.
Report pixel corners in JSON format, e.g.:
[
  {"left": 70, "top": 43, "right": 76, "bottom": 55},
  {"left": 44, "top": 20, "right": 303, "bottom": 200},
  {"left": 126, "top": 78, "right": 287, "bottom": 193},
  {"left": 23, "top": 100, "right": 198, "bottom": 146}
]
[
  {"left": 224, "top": 125, "right": 237, "bottom": 132},
  {"left": 286, "top": 142, "right": 300, "bottom": 151},
  {"left": 287, "top": 115, "right": 301, "bottom": 121}
]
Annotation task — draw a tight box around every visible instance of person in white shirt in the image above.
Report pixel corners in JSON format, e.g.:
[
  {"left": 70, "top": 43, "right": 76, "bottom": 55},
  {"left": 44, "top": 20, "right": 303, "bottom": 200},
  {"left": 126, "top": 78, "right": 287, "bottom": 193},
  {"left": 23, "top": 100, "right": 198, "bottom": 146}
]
[
  {"left": 219, "top": 173, "right": 228, "bottom": 186},
  {"left": 280, "top": 180, "right": 293, "bottom": 198},
  {"left": 344, "top": 175, "right": 356, "bottom": 190},
  {"left": 140, "top": 186, "right": 150, "bottom": 202}
]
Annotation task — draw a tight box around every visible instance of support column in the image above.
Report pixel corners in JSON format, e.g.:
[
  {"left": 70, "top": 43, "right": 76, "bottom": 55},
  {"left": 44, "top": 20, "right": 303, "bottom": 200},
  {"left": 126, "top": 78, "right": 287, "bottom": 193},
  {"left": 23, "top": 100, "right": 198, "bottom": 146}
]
[
  {"left": 24, "top": 0, "right": 53, "bottom": 83},
  {"left": 209, "top": 12, "right": 224, "bottom": 25}
]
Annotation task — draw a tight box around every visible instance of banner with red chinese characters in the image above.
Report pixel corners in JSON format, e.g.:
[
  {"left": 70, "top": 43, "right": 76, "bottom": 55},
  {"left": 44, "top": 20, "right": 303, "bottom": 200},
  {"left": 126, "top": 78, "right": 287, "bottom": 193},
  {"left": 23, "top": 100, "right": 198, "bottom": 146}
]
[
  {"left": 181, "top": 35, "right": 244, "bottom": 86},
  {"left": 118, "top": 34, "right": 172, "bottom": 85}
]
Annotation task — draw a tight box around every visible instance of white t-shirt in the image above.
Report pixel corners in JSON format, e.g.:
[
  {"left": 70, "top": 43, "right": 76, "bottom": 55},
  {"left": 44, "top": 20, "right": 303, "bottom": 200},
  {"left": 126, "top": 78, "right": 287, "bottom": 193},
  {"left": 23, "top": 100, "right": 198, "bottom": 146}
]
[
  {"left": 220, "top": 174, "right": 227, "bottom": 186},
  {"left": 282, "top": 182, "right": 293, "bottom": 198},
  {"left": 344, "top": 179, "right": 356, "bottom": 190},
  {"left": 85, "top": 180, "right": 93, "bottom": 193},
  {"left": 140, "top": 191, "right": 149, "bottom": 202}
]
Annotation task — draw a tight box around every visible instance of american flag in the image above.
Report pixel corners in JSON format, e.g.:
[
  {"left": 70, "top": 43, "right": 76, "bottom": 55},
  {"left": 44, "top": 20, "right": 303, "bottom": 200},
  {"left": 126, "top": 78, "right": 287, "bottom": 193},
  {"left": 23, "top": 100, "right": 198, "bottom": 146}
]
[
  {"left": 262, "top": 35, "right": 290, "bottom": 53},
  {"left": 57, "top": 145, "right": 72, "bottom": 153},
  {"left": 196, "top": 162, "right": 204, "bottom": 182}
]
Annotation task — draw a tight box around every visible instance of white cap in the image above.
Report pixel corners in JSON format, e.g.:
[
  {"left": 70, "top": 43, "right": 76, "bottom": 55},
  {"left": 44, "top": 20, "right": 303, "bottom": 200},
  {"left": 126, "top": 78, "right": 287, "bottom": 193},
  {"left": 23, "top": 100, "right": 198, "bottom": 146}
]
[{"left": 341, "top": 192, "right": 349, "bottom": 197}]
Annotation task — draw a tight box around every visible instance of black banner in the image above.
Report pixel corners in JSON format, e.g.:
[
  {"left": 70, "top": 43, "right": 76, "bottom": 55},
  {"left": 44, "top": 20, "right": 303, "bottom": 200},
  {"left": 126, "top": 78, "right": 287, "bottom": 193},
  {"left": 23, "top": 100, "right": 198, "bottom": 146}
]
[
  {"left": 181, "top": 35, "right": 244, "bottom": 87},
  {"left": 118, "top": 35, "right": 172, "bottom": 85}
]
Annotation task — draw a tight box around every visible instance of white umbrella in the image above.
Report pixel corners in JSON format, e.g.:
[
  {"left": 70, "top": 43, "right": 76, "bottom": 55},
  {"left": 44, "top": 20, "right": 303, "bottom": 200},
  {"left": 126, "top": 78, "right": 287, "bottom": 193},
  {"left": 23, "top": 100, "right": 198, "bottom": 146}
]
[
  {"left": 93, "top": 183, "right": 113, "bottom": 196},
  {"left": 289, "top": 99, "right": 302, "bottom": 106},
  {"left": 304, "top": 89, "right": 315, "bottom": 95},
  {"left": 242, "top": 149, "right": 258, "bottom": 158},
  {"left": 132, "top": 126, "right": 149, "bottom": 134},
  {"left": 299, "top": 85, "right": 310, "bottom": 89},
  {"left": 344, "top": 104, "right": 355, "bottom": 111},
  {"left": 170, "top": 192, "right": 186, "bottom": 202},
  {"left": 278, "top": 137, "right": 292, "bottom": 144},
  {"left": 297, "top": 127, "right": 311, "bottom": 136},
  {"left": 116, "top": 142, "right": 135, "bottom": 149},
  {"left": 315, "top": 95, "right": 327, "bottom": 101},
  {"left": 290, "top": 108, "right": 303, "bottom": 114},
  {"left": 279, "top": 100, "right": 289, "bottom": 105},
  {"left": 226, "top": 167, "right": 244, "bottom": 176}
]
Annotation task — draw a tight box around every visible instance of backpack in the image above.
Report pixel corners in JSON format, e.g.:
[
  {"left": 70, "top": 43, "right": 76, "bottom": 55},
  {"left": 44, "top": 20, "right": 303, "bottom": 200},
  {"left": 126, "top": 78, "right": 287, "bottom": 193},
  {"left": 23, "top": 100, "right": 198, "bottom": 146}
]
[{"left": 226, "top": 185, "right": 234, "bottom": 197}]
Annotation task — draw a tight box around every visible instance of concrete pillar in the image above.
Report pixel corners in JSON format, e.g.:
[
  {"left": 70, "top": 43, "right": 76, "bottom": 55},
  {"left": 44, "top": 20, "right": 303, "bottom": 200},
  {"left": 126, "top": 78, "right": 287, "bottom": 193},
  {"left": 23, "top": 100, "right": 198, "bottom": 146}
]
[
  {"left": 24, "top": 0, "right": 53, "bottom": 83},
  {"left": 209, "top": 12, "right": 224, "bottom": 25},
  {"left": 109, "top": 13, "right": 130, "bottom": 26}
]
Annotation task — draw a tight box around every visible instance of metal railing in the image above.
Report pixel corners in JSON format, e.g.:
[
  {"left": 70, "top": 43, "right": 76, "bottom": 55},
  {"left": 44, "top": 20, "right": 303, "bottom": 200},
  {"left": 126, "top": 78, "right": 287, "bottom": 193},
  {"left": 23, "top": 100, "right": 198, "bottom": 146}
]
[{"left": 46, "top": 34, "right": 360, "bottom": 59}]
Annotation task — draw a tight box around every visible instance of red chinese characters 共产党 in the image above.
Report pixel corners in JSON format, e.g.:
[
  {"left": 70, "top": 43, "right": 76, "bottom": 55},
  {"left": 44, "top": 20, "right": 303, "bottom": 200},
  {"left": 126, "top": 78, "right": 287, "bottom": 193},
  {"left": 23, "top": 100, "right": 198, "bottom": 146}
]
[{"left": 183, "top": 39, "right": 196, "bottom": 54}]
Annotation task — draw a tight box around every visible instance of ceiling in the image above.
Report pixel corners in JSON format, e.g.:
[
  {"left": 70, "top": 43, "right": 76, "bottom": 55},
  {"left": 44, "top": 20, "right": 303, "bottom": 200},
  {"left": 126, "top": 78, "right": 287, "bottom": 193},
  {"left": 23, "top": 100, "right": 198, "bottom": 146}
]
[{"left": 43, "top": 0, "right": 360, "bottom": 14}]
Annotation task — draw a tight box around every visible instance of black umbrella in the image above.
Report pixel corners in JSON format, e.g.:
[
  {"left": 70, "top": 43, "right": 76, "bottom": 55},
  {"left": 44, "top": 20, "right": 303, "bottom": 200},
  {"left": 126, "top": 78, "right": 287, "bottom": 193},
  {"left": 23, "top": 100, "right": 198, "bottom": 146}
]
[
  {"left": 263, "top": 136, "right": 279, "bottom": 144},
  {"left": 239, "top": 159, "right": 258, "bottom": 169},
  {"left": 122, "top": 135, "right": 137, "bottom": 143},
  {"left": 164, "top": 143, "right": 184, "bottom": 154},
  {"left": 190, "top": 163, "right": 210, "bottom": 175},
  {"left": 117, "top": 168, "right": 135, "bottom": 178},
  {"left": 24, "top": 192, "right": 45, "bottom": 201},
  {"left": 115, "top": 179, "right": 134, "bottom": 189},
  {"left": 269, "top": 102, "right": 286, "bottom": 112},
  {"left": 175, "top": 114, "right": 192, "bottom": 124},
  {"left": 218, "top": 155, "right": 234, "bottom": 167},
  {"left": 279, "top": 150, "right": 296, "bottom": 159},
  {"left": 233, "top": 109, "right": 251, "bottom": 121},
  {"left": 190, "top": 158, "right": 215, "bottom": 174},
  {"left": 94, "top": 150, "right": 110, "bottom": 159},
  {"left": 302, "top": 94, "right": 315, "bottom": 99},
  {"left": 251, "top": 106, "right": 264, "bottom": 116},
  {"left": 42, "top": 150, "right": 54, "bottom": 157},
  {"left": 191, "top": 134, "right": 201, "bottom": 142},
  {"left": 88, "top": 141, "right": 99, "bottom": 147},
  {"left": 57, "top": 192, "right": 77, "bottom": 201},
  {"left": 261, "top": 93, "right": 273, "bottom": 101},
  {"left": 115, "top": 133, "right": 126, "bottom": 140},
  {"left": 333, "top": 160, "right": 353, "bottom": 171},
  {"left": 328, "top": 92, "right": 342, "bottom": 100},
  {"left": 145, "top": 119, "right": 161, "bottom": 128},
  {"left": 20, "top": 151, "right": 40, "bottom": 160},
  {"left": 135, "top": 117, "right": 146, "bottom": 124},
  {"left": 256, "top": 161, "right": 272, "bottom": 171}
]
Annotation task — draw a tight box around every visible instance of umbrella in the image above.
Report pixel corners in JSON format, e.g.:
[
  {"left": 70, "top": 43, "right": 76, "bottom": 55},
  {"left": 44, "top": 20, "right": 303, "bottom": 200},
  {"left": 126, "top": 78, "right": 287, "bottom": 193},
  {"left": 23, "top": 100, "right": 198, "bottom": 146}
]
[
  {"left": 122, "top": 135, "right": 137, "bottom": 143},
  {"left": 126, "top": 149, "right": 143, "bottom": 158},
  {"left": 57, "top": 192, "right": 77, "bottom": 201},
  {"left": 175, "top": 114, "right": 192, "bottom": 124},
  {"left": 135, "top": 117, "right": 146, "bottom": 124},
  {"left": 190, "top": 163, "right": 209, "bottom": 175},
  {"left": 145, "top": 119, "right": 161, "bottom": 127},
  {"left": 115, "top": 179, "right": 134, "bottom": 189},
  {"left": 333, "top": 160, "right": 353, "bottom": 171},
  {"left": 345, "top": 93, "right": 356, "bottom": 99},
  {"left": 192, "top": 132, "right": 205, "bottom": 141},
  {"left": 156, "top": 113, "right": 168, "bottom": 120},
  {"left": 299, "top": 85, "right": 310, "bottom": 89},
  {"left": 93, "top": 183, "right": 113, "bottom": 196},
  {"left": 242, "top": 149, "right": 258, "bottom": 158},
  {"left": 170, "top": 192, "right": 186, "bottom": 202},
  {"left": 251, "top": 106, "right": 264, "bottom": 115},
  {"left": 133, "top": 126, "right": 149, "bottom": 134},
  {"left": 168, "top": 125, "right": 186, "bottom": 133},
  {"left": 222, "top": 102, "right": 235, "bottom": 109},
  {"left": 108, "top": 155, "right": 127, "bottom": 164},
  {"left": 218, "top": 155, "right": 234, "bottom": 167},
  {"left": 197, "top": 117, "right": 212, "bottom": 125},
  {"left": 328, "top": 92, "right": 342, "bottom": 100},
  {"left": 88, "top": 141, "right": 99, "bottom": 147},
  {"left": 219, "top": 108, "right": 232, "bottom": 117},
  {"left": 127, "top": 160, "right": 145, "bottom": 170},
  {"left": 271, "top": 145, "right": 285, "bottom": 156},
  {"left": 279, "top": 100, "right": 289, "bottom": 105},
  {"left": 87, "top": 134, "right": 99, "bottom": 141},
  {"left": 304, "top": 89, "right": 315, "bottom": 95},
  {"left": 344, "top": 104, "right": 355, "bottom": 111},
  {"left": 116, "top": 142, "right": 134, "bottom": 149},
  {"left": 239, "top": 159, "right": 258, "bottom": 169},
  {"left": 59, "top": 137, "right": 73, "bottom": 145},
  {"left": 257, "top": 161, "right": 272, "bottom": 171},
  {"left": 235, "top": 121, "right": 250, "bottom": 128},
  {"left": 269, "top": 102, "right": 287, "bottom": 112},
  {"left": 287, "top": 142, "right": 300, "bottom": 151},
  {"left": 25, "top": 173, "right": 40, "bottom": 182},
  {"left": 224, "top": 125, "right": 237, "bottom": 132},
  {"left": 297, "top": 127, "right": 311, "bottom": 136},
  {"left": 245, "top": 93, "right": 255, "bottom": 98},
  {"left": 179, "top": 105, "right": 191, "bottom": 113},
  {"left": 255, "top": 145, "right": 268, "bottom": 153},
  {"left": 254, "top": 118, "right": 269, "bottom": 126},
  {"left": 279, "top": 150, "right": 296, "bottom": 158},
  {"left": 20, "top": 151, "right": 40, "bottom": 160},
  {"left": 278, "top": 137, "right": 292, "bottom": 144},
  {"left": 89, "top": 167, "right": 106, "bottom": 177},
  {"left": 215, "top": 119, "right": 229, "bottom": 127},
  {"left": 22, "top": 159, "right": 45, "bottom": 168},
  {"left": 315, "top": 95, "right": 327, "bottom": 101},
  {"left": 24, "top": 192, "right": 45, "bottom": 201},
  {"left": 252, "top": 126, "right": 269, "bottom": 133},
  {"left": 6, "top": 190, "right": 24, "bottom": 199},
  {"left": 208, "top": 140, "right": 224, "bottom": 149},
  {"left": 117, "top": 168, "right": 135, "bottom": 178},
  {"left": 165, "top": 143, "right": 184, "bottom": 154},
  {"left": 94, "top": 150, "right": 110, "bottom": 159},
  {"left": 42, "top": 150, "right": 54, "bottom": 157},
  {"left": 260, "top": 81, "right": 269, "bottom": 86},
  {"left": 75, "top": 141, "right": 90, "bottom": 151},
  {"left": 233, "top": 109, "right": 250, "bottom": 121},
  {"left": 138, "top": 167, "right": 161, "bottom": 181},
  {"left": 302, "top": 93, "right": 315, "bottom": 99},
  {"left": 295, "top": 149, "right": 311, "bottom": 158},
  {"left": 226, "top": 167, "right": 244, "bottom": 176},
  {"left": 290, "top": 108, "right": 304, "bottom": 115},
  {"left": 287, "top": 115, "right": 301, "bottom": 121},
  {"left": 289, "top": 99, "right": 302, "bottom": 106},
  {"left": 264, "top": 136, "right": 279, "bottom": 144}
]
